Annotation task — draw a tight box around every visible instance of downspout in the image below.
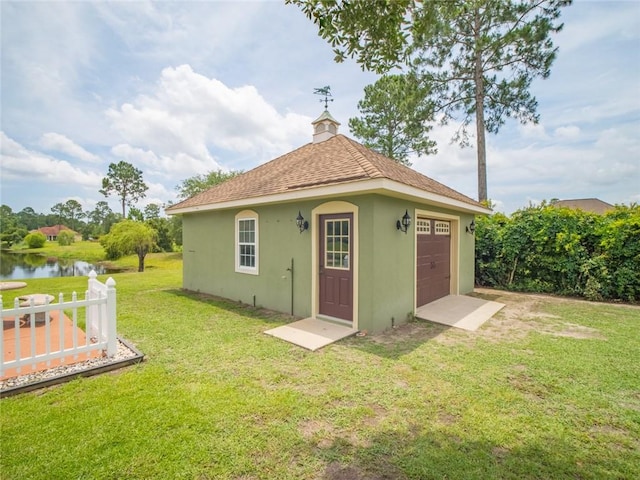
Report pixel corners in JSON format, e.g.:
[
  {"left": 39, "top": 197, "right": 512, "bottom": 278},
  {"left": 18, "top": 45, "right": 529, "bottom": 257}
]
[{"left": 286, "top": 258, "right": 294, "bottom": 315}]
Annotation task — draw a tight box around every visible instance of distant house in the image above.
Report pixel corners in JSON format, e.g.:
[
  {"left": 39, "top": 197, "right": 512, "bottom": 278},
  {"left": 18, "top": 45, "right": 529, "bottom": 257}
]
[
  {"left": 37, "top": 225, "right": 78, "bottom": 241},
  {"left": 167, "top": 110, "right": 490, "bottom": 334},
  {"left": 551, "top": 198, "right": 614, "bottom": 215}
]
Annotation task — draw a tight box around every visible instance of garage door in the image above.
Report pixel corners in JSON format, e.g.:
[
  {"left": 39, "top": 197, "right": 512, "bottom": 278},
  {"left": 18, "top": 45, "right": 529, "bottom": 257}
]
[{"left": 416, "top": 219, "right": 451, "bottom": 307}]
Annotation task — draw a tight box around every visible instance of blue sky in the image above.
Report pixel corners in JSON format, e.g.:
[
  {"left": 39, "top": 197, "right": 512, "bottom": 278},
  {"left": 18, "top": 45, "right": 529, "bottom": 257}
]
[{"left": 1, "top": 0, "right": 638, "bottom": 216}]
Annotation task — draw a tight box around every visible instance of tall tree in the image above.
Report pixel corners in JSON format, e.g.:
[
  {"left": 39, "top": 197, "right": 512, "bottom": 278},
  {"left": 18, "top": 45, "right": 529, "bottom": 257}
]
[
  {"left": 176, "top": 169, "right": 241, "bottom": 200},
  {"left": 64, "top": 199, "right": 84, "bottom": 231},
  {"left": 168, "top": 214, "right": 183, "bottom": 247},
  {"left": 146, "top": 216, "right": 173, "bottom": 252},
  {"left": 349, "top": 74, "right": 436, "bottom": 165},
  {"left": 51, "top": 202, "right": 66, "bottom": 225},
  {"left": 127, "top": 207, "right": 145, "bottom": 222},
  {"left": 288, "top": 0, "right": 570, "bottom": 202},
  {"left": 87, "top": 201, "right": 115, "bottom": 235},
  {"left": 100, "top": 161, "right": 148, "bottom": 217},
  {"left": 143, "top": 203, "right": 162, "bottom": 220},
  {"left": 17, "top": 207, "right": 40, "bottom": 230}
]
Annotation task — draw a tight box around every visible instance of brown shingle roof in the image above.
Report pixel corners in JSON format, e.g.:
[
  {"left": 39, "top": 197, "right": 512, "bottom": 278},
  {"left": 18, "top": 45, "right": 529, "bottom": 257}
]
[
  {"left": 552, "top": 198, "right": 614, "bottom": 215},
  {"left": 167, "top": 135, "right": 483, "bottom": 212},
  {"left": 37, "top": 225, "right": 72, "bottom": 236}
]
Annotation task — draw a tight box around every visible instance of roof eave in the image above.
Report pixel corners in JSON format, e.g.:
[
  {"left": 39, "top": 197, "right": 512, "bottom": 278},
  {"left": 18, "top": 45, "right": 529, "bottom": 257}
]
[{"left": 166, "top": 178, "right": 491, "bottom": 216}]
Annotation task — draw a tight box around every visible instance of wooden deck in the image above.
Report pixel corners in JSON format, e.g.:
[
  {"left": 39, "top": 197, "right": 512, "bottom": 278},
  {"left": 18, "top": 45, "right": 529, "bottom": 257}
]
[{"left": 2, "top": 311, "right": 101, "bottom": 380}]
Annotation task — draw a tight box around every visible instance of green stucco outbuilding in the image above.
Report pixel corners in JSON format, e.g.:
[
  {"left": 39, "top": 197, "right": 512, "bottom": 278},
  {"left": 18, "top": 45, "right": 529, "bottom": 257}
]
[{"left": 167, "top": 111, "right": 490, "bottom": 334}]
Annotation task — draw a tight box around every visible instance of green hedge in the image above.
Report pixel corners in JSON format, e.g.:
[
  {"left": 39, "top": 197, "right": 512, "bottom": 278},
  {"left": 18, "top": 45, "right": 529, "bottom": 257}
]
[{"left": 475, "top": 203, "right": 640, "bottom": 302}]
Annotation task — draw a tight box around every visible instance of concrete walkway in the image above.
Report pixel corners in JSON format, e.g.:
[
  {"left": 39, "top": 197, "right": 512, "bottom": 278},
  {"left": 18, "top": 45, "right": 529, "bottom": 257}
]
[
  {"left": 265, "top": 318, "right": 356, "bottom": 351},
  {"left": 415, "top": 294, "right": 505, "bottom": 331}
]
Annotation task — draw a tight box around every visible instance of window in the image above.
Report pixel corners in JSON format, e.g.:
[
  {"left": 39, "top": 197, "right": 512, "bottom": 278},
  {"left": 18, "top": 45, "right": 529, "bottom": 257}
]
[
  {"left": 416, "top": 219, "right": 431, "bottom": 234},
  {"left": 324, "top": 218, "right": 350, "bottom": 270},
  {"left": 235, "top": 211, "right": 258, "bottom": 274},
  {"left": 435, "top": 221, "right": 450, "bottom": 235}
]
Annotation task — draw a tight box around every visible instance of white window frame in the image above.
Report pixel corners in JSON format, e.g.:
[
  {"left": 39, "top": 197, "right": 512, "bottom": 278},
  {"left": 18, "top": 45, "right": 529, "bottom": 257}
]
[
  {"left": 324, "top": 218, "right": 351, "bottom": 270},
  {"left": 235, "top": 210, "right": 259, "bottom": 275},
  {"left": 435, "top": 220, "right": 450, "bottom": 235},
  {"left": 416, "top": 219, "right": 431, "bottom": 234}
]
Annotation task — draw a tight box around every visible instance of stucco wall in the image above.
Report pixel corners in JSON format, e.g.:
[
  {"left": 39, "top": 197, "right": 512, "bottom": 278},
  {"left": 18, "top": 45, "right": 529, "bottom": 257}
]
[
  {"left": 181, "top": 194, "right": 477, "bottom": 333},
  {"left": 361, "top": 196, "right": 415, "bottom": 332},
  {"left": 182, "top": 203, "right": 313, "bottom": 317}
]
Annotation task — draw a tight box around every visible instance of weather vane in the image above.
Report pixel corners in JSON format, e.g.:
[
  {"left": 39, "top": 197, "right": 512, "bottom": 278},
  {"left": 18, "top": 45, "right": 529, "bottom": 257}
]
[{"left": 314, "top": 86, "right": 333, "bottom": 110}]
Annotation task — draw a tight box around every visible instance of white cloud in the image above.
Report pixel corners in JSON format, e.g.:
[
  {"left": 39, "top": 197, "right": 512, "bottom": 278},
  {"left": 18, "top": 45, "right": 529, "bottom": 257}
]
[
  {"left": 93, "top": 2, "right": 258, "bottom": 68},
  {"left": 1, "top": 3, "right": 96, "bottom": 100},
  {"left": 144, "top": 181, "right": 175, "bottom": 206},
  {"left": 111, "top": 143, "right": 212, "bottom": 180},
  {"left": 39, "top": 133, "right": 100, "bottom": 163},
  {"left": 486, "top": 126, "right": 640, "bottom": 211},
  {"left": 556, "top": 2, "right": 639, "bottom": 54},
  {"left": 0, "top": 132, "right": 103, "bottom": 188},
  {"left": 553, "top": 125, "right": 580, "bottom": 140},
  {"left": 594, "top": 127, "right": 640, "bottom": 152},
  {"left": 106, "top": 65, "right": 312, "bottom": 170},
  {"left": 518, "top": 122, "right": 548, "bottom": 139}
]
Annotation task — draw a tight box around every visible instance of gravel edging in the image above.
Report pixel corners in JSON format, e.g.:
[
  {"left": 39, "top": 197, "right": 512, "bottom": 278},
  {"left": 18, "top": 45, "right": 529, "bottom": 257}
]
[{"left": 0, "top": 337, "right": 144, "bottom": 398}]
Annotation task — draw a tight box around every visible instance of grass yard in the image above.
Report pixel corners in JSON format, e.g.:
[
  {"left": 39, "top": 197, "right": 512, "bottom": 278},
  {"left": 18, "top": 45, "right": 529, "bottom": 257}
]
[
  {"left": 1, "top": 256, "right": 639, "bottom": 479},
  {"left": 12, "top": 239, "right": 108, "bottom": 264}
]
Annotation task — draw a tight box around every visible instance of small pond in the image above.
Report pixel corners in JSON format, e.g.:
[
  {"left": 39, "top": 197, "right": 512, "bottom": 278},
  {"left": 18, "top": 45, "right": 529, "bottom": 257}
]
[{"left": 0, "top": 251, "right": 114, "bottom": 280}]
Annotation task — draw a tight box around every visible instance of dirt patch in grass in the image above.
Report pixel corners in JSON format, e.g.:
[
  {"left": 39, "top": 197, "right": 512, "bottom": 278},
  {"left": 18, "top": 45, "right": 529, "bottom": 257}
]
[
  {"left": 359, "top": 289, "right": 609, "bottom": 352},
  {"left": 323, "top": 461, "right": 405, "bottom": 480},
  {"left": 436, "top": 412, "right": 459, "bottom": 426},
  {"left": 466, "top": 289, "right": 605, "bottom": 343},
  {"left": 368, "top": 322, "right": 443, "bottom": 344},
  {"left": 507, "top": 370, "right": 551, "bottom": 401},
  {"left": 619, "top": 391, "right": 640, "bottom": 412},
  {"left": 300, "top": 404, "right": 389, "bottom": 450},
  {"left": 361, "top": 321, "right": 450, "bottom": 352}
]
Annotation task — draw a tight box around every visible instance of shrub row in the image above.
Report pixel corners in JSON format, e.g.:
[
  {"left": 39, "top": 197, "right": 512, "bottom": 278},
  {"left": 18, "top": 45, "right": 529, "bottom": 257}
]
[{"left": 475, "top": 203, "right": 639, "bottom": 302}]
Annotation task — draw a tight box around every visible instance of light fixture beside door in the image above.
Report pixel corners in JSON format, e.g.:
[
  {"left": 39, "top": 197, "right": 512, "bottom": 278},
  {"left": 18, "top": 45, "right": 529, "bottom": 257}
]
[
  {"left": 296, "top": 211, "right": 309, "bottom": 233},
  {"left": 396, "top": 210, "right": 411, "bottom": 234}
]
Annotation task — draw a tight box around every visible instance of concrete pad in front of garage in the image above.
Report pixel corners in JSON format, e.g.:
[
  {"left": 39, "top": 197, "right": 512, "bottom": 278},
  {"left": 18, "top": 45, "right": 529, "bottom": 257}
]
[{"left": 415, "top": 295, "right": 505, "bottom": 331}]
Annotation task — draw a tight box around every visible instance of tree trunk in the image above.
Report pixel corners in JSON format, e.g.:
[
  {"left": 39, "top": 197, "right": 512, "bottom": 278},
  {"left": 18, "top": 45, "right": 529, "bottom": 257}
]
[
  {"left": 121, "top": 198, "right": 126, "bottom": 218},
  {"left": 136, "top": 246, "right": 147, "bottom": 272},
  {"left": 137, "top": 251, "right": 145, "bottom": 272},
  {"left": 474, "top": 8, "right": 488, "bottom": 203}
]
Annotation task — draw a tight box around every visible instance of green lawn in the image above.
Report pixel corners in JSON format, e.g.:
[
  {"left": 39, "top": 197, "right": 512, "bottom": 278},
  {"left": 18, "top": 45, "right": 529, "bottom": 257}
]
[
  {"left": 1, "top": 257, "right": 639, "bottom": 479},
  {"left": 12, "top": 239, "right": 108, "bottom": 264}
]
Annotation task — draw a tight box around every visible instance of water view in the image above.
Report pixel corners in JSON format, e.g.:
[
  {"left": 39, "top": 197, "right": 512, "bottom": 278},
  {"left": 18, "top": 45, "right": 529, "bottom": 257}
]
[{"left": 0, "top": 251, "right": 111, "bottom": 280}]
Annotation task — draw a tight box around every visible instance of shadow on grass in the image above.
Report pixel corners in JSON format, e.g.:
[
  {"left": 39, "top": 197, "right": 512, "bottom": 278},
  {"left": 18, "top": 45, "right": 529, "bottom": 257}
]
[
  {"left": 164, "top": 288, "right": 461, "bottom": 357},
  {"left": 317, "top": 426, "right": 609, "bottom": 480},
  {"left": 469, "top": 290, "right": 505, "bottom": 302},
  {"left": 343, "top": 320, "right": 451, "bottom": 360},
  {"left": 165, "top": 288, "right": 295, "bottom": 325},
  {"left": 166, "top": 288, "right": 455, "bottom": 356}
]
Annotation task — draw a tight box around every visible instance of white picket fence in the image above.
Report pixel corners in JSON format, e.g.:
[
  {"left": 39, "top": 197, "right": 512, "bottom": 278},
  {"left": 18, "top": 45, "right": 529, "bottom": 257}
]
[{"left": 1, "top": 271, "right": 117, "bottom": 378}]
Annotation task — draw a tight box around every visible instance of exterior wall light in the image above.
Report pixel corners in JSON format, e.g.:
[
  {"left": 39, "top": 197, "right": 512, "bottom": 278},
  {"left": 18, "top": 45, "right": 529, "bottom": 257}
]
[
  {"left": 396, "top": 209, "right": 411, "bottom": 234},
  {"left": 296, "top": 211, "right": 309, "bottom": 233},
  {"left": 466, "top": 220, "right": 476, "bottom": 234}
]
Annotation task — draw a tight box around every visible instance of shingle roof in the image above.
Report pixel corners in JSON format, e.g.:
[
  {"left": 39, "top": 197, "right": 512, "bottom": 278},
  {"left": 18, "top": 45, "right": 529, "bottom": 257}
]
[
  {"left": 37, "top": 225, "right": 73, "bottom": 236},
  {"left": 167, "top": 134, "right": 484, "bottom": 212},
  {"left": 552, "top": 198, "right": 614, "bottom": 215}
]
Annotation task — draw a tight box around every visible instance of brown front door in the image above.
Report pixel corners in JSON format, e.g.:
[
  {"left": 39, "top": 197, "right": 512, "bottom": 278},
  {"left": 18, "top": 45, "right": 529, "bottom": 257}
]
[
  {"left": 416, "top": 219, "right": 451, "bottom": 307},
  {"left": 319, "top": 213, "right": 353, "bottom": 321}
]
